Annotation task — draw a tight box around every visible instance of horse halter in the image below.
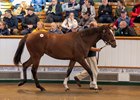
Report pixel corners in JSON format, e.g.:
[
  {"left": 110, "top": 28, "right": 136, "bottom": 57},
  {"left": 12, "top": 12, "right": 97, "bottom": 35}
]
[{"left": 101, "top": 28, "right": 115, "bottom": 45}]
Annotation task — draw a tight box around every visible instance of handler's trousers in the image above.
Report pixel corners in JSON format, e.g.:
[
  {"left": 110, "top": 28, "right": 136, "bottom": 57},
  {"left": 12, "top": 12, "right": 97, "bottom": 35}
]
[{"left": 75, "top": 56, "right": 99, "bottom": 88}]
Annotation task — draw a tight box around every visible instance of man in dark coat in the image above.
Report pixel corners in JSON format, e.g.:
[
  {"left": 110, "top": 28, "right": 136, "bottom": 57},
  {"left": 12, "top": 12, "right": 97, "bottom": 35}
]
[
  {"left": 45, "top": 0, "right": 62, "bottom": 23},
  {"left": 21, "top": 7, "right": 40, "bottom": 35},
  {"left": 3, "top": 10, "right": 18, "bottom": 35}
]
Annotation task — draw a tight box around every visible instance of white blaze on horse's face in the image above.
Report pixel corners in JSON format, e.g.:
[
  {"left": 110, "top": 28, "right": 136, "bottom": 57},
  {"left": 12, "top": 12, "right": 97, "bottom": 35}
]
[
  {"left": 40, "top": 34, "right": 44, "bottom": 37},
  {"left": 109, "top": 29, "right": 115, "bottom": 39}
]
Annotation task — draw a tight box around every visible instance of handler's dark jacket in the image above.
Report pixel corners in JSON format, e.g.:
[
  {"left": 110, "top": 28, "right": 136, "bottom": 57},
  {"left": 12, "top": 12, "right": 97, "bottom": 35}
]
[
  {"left": 88, "top": 45, "right": 96, "bottom": 57},
  {"left": 22, "top": 13, "right": 40, "bottom": 29}
]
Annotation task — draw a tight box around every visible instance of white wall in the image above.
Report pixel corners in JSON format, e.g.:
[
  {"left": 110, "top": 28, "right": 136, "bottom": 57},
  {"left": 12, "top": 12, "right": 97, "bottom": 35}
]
[
  {"left": 0, "top": 37, "right": 140, "bottom": 81},
  {"left": 0, "top": 38, "right": 140, "bottom": 67}
]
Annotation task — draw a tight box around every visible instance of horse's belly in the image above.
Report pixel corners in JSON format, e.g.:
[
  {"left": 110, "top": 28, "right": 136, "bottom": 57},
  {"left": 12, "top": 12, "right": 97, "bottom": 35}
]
[{"left": 45, "top": 47, "right": 74, "bottom": 60}]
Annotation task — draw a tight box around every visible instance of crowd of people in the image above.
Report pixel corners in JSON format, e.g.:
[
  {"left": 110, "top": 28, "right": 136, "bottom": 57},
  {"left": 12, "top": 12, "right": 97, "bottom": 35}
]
[{"left": 0, "top": 0, "right": 139, "bottom": 36}]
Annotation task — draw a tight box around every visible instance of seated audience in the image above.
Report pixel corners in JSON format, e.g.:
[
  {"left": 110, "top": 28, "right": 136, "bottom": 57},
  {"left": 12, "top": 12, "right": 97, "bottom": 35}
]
[
  {"left": 131, "top": 3, "right": 140, "bottom": 23},
  {"left": 13, "top": 5, "right": 26, "bottom": 22},
  {"left": 98, "top": 0, "right": 113, "bottom": 23},
  {"left": 79, "top": 0, "right": 94, "bottom": 10},
  {"left": 3, "top": 10, "right": 18, "bottom": 35},
  {"left": 115, "top": 0, "right": 128, "bottom": 19},
  {"left": 45, "top": 0, "right": 62, "bottom": 23},
  {"left": 115, "top": 21, "right": 137, "bottom": 36},
  {"left": 49, "top": 22, "right": 63, "bottom": 34},
  {"left": 31, "top": 0, "right": 46, "bottom": 12},
  {"left": 0, "top": 21, "right": 10, "bottom": 35},
  {"left": 11, "top": 0, "right": 31, "bottom": 7},
  {"left": 21, "top": 7, "right": 40, "bottom": 35},
  {"left": 113, "top": 10, "right": 136, "bottom": 36},
  {"left": 63, "top": 0, "right": 80, "bottom": 19},
  {"left": 0, "top": 10, "right": 2, "bottom": 20},
  {"left": 32, "top": 21, "right": 46, "bottom": 32},
  {"left": 108, "top": 0, "right": 117, "bottom": 2},
  {"left": 113, "top": 10, "right": 134, "bottom": 29},
  {"left": 78, "top": 12, "right": 95, "bottom": 31},
  {"left": 81, "top": 0, "right": 96, "bottom": 18},
  {"left": 61, "top": 12, "right": 78, "bottom": 33}
]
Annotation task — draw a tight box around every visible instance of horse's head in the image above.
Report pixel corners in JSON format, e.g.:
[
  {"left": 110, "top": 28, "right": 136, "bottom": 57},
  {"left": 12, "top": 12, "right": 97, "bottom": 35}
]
[{"left": 100, "top": 25, "right": 117, "bottom": 48}]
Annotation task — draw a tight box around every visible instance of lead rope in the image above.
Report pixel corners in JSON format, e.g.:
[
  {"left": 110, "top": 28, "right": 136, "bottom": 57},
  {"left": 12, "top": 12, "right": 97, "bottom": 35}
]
[{"left": 97, "top": 44, "right": 108, "bottom": 65}]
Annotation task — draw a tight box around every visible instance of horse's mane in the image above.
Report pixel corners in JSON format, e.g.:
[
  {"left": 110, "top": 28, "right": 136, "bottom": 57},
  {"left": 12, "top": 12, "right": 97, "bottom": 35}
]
[{"left": 79, "top": 25, "right": 106, "bottom": 37}]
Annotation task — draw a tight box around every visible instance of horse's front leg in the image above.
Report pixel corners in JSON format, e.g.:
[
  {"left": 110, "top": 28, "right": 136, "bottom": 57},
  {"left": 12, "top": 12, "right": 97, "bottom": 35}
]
[
  {"left": 63, "top": 60, "right": 76, "bottom": 91},
  {"left": 77, "top": 58, "right": 93, "bottom": 83}
]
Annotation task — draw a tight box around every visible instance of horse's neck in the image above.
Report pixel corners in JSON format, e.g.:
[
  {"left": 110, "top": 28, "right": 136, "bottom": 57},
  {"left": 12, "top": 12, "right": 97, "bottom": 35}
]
[{"left": 81, "top": 28, "right": 100, "bottom": 47}]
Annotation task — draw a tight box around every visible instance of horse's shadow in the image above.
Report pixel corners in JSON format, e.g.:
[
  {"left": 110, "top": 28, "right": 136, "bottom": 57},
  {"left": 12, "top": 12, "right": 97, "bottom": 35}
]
[{"left": 17, "top": 87, "right": 99, "bottom": 96}]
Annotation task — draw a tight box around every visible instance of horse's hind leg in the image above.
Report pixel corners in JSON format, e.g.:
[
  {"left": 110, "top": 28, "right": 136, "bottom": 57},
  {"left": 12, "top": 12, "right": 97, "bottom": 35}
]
[
  {"left": 31, "top": 57, "right": 46, "bottom": 91},
  {"left": 18, "top": 57, "right": 32, "bottom": 86},
  {"left": 63, "top": 60, "right": 76, "bottom": 91}
]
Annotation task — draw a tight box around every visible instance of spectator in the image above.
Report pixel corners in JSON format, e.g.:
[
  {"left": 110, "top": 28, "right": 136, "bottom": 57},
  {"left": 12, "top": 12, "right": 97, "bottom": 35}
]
[
  {"left": 113, "top": 9, "right": 134, "bottom": 29},
  {"left": 21, "top": 7, "right": 40, "bottom": 35},
  {"left": 74, "top": 20, "right": 102, "bottom": 90},
  {"left": 45, "top": 0, "right": 62, "bottom": 23},
  {"left": 79, "top": 0, "right": 94, "bottom": 10},
  {"left": 13, "top": 5, "right": 26, "bottom": 22},
  {"left": 49, "top": 22, "right": 63, "bottom": 34},
  {"left": 0, "top": 21, "right": 10, "bottom": 35},
  {"left": 108, "top": 0, "right": 117, "bottom": 2},
  {"left": 78, "top": 11, "right": 95, "bottom": 31},
  {"left": 31, "top": 0, "right": 46, "bottom": 12},
  {"left": 63, "top": 0, "right": 80, "bottom": 19},
  {"left": 113, "top": 10, "right": 136, "bottom": 36},
  {"left": 115, "top": 0, "right": 128, "bottom": 19},
  {"left": 98, "top": 0, "right": 113, "bottom": 23},
  {"left": 115, "top": 21, "right": 137, "bottom": 36},
  {"left": 131, "top": 3, "right": 140, "bottom": 23},
  {"left": 32, "top": 21, "right": 46, "bottom": 32},
  {"left": 81, "top": 0, "right": 96, "bottom": 18},
  {"left": 11, "top": 0, "right": 31, "bottom": 7},
  {"left": 3, "top": 10, "right": 18, "bottom": 35},
  {"left": 0, "top": 9, "right": 2, "bottom": 20},
  {"left": 61, "top": 12, "right": 78, "bottom": 33}
]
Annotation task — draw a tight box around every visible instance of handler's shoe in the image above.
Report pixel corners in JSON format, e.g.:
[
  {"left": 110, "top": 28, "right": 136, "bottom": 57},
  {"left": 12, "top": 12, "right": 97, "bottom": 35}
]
[{"left": 74, "top": 76, "right": 81, "bottom": 87}]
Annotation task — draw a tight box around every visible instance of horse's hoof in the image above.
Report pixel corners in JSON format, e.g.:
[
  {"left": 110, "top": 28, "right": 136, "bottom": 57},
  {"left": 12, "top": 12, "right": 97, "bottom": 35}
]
[
  {"left": 18, "top": 82, "right": 25, "bottom": 86},
  {"left": 65, "top": 88, "right": 70, "bottom": 92},
  {"left": 74, "top": 76, "right": 81, "bottom": 87},
  {"left": 40, "top": 88, "right": 46, "bottom": 92},
  {"left": 90, "top": 87, "right": 102, "bottom": 90}
]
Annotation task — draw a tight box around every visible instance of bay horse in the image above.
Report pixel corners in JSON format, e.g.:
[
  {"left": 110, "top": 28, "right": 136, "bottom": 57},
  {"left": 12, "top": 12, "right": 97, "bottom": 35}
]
[{"left": 13, "top": 25, "right": 116, "bottom": 91}]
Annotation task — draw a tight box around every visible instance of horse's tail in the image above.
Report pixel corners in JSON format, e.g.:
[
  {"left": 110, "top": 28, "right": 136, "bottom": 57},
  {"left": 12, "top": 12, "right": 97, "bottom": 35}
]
[{"left": 13, "top": 35, "right": 28, "bottom": 66}]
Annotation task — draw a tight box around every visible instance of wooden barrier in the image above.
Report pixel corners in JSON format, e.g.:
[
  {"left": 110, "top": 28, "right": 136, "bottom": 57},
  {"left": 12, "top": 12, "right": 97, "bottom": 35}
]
[
  {"left": 134, "top": 23, "right": 140, "bottom": 35},
  {"left": 36, "top": 11, "right": 46, "bottom": 22}
]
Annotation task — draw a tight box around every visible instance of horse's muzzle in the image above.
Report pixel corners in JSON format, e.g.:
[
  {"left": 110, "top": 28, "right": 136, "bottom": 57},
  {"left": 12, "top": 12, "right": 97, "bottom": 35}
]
[
  {"left": 109, "top": 40, "right": 117, "bottom": 48},
  {"left": 111, "top": 44, "right": 117, "bottom": 48}
]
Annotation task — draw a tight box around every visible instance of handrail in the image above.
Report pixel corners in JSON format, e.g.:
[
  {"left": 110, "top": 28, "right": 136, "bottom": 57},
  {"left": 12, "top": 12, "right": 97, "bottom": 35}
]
[
  {"left": 1, "top": 35, "right": 140, "bottom": 40},
  {"left": 0, "top": 64, "right": 140, "bottom": 69}
]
